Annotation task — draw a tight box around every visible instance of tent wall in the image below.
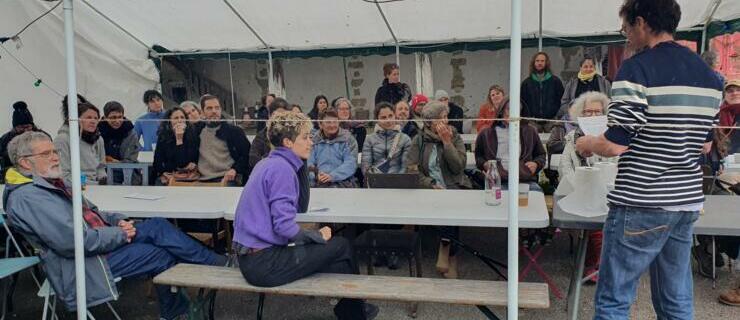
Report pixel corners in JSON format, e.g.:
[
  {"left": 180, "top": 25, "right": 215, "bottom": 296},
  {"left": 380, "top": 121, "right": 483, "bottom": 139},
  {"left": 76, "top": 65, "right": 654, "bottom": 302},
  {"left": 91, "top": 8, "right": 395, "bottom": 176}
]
[
  {"left": 161, "top": 45, "right": 604, "bottom": 124},
  {"left": 0, "top": 1, "right": 159, "bottom": 136}
]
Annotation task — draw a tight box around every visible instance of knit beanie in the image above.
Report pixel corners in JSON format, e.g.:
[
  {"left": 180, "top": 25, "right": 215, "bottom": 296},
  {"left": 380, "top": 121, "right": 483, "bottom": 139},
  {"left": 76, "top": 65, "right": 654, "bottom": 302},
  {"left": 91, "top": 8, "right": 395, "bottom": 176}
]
[{"left": 12, "top": 101, "right": 34, "bottom": 127}]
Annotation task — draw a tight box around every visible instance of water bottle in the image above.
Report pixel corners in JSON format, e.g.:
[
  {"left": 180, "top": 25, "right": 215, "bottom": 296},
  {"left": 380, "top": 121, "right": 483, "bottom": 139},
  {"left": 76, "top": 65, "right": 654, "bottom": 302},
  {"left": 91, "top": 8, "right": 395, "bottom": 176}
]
[{"left": 484, "top": 160, "right": 502, "bottom": 206}]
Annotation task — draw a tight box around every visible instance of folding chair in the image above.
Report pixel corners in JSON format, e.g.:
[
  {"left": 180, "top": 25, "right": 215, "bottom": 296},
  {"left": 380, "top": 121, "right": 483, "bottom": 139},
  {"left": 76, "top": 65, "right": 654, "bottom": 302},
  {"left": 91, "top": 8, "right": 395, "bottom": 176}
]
[{"left": 0, "top": 211, "right": 41, "bottom": 320}]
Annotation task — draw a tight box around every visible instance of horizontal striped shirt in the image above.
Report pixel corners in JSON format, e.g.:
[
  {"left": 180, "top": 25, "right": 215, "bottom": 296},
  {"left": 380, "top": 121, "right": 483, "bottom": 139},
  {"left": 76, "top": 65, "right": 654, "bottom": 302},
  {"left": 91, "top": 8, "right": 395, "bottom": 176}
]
[{"left": 604, "top": 41, "right": 723, "bottom": 209}]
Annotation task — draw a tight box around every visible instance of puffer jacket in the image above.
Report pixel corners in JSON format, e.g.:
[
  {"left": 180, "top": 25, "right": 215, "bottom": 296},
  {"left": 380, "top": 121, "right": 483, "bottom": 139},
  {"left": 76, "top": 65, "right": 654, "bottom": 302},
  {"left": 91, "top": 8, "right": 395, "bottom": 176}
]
[
  {"left": 361, "top": 125, "right": 411, "bottom": 174},
  {"left": 307, "top": 129, "right": 358, "bottom": 184},
  {"left": 405, "top": 126, "right": 471, "bottom": 189},
  {"left": 2, "top": 169, "right": 127, "bottom": 310}
]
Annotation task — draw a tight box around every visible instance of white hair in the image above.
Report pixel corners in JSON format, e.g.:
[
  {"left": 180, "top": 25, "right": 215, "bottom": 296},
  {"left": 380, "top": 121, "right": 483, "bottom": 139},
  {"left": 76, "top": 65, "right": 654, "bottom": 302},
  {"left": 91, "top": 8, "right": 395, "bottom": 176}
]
[
  {"left": 8, "top": 131, "right": 51, "bottom": 166},
  {"left": 569, "top": 91, "right": 610, "bottom": 120}
]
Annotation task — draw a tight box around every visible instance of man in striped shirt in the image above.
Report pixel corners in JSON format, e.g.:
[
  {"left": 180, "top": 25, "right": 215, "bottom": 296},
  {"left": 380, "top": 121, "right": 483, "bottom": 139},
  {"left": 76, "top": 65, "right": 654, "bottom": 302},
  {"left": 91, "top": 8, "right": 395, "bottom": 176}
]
[{"left": 576, "top": 0, "right": 724, "bottom": 319}]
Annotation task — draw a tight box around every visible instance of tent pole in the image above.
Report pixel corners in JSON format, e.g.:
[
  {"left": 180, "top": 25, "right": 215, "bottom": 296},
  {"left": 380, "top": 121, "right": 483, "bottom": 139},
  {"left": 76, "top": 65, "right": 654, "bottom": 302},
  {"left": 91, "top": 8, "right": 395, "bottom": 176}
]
[
  {"left": 268, "top": 50, "right": 274, "bottom": 95},
  {"left": 538, "top": 0, "right": 543, "bottom": 51},
  {"left": 228, "top": 51, "right": 237, "bottom": 124},
  {"left": 700, "top": 0, "right": 722, "bottom": 53},
  {"left": 507, "top": 0, "right": 522, "bottom": 319},
  {"left": 62, "top": 0, "right": 87, "bottom": 319},
  {"left": 395, "top": 44, "right": 400, "bottom": 80}
]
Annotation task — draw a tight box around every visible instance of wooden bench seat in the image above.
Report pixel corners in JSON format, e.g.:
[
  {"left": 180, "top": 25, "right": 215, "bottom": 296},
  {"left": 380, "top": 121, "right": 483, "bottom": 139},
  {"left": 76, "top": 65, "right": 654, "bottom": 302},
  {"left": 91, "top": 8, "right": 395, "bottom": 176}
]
[{"left": 154, "top": 263, "right": 550, "bottom": 319}]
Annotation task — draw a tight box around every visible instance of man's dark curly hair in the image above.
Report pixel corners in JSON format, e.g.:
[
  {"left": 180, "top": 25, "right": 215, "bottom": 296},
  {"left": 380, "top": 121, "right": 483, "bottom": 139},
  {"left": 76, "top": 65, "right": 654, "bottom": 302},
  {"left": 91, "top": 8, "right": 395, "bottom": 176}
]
[{"left": 619, "top": 0, "right": 681, "bottom": 35}]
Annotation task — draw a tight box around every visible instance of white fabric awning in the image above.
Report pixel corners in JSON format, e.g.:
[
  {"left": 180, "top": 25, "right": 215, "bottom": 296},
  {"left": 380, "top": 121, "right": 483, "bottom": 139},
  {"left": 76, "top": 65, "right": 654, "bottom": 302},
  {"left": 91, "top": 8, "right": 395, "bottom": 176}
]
[{"left": 80, "top": 0, "right": 740, "bottom": 53}]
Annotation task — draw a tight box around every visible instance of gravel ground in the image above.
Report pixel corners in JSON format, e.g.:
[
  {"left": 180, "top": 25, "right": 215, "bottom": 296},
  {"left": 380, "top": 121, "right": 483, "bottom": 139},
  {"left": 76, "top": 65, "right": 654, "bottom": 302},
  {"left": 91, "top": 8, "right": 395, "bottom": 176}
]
[{"left": 6, "top": 227, "right": 740, "bottom": 320}]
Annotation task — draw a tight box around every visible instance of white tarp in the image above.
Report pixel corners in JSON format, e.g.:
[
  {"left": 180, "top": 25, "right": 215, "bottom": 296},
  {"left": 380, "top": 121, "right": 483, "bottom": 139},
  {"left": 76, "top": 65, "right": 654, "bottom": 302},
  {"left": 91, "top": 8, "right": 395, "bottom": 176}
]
[
  {"left": 0, "top": 1, "right": 159, "bottom": 136},
  {"left": 1, "top": 0, "right": 738, "bottom": 134}
]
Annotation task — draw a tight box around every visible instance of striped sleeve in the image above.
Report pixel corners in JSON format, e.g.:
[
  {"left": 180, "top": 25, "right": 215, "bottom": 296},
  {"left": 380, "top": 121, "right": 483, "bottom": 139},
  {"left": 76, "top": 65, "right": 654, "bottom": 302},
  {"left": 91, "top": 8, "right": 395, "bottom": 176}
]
[{"left": 605, "top": 60, "right": 648, "bottom": 145}]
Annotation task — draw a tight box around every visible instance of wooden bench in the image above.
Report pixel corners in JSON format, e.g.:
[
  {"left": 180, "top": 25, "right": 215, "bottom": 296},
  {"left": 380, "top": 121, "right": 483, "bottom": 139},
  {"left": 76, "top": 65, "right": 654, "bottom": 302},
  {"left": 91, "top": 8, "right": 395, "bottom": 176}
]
[{"left": 154, "top": 263, "right": 550, "bottom": 320}]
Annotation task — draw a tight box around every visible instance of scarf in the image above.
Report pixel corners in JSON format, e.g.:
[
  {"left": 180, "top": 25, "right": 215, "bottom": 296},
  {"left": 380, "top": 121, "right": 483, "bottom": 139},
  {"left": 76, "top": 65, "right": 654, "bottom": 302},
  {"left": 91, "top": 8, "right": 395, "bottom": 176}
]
[
  {"left": 577, "top": 71, "right": 596, "bottom": 82},
  {"left": 48, "top": 178, "right": 109, "bottom": 229},
  {"left": 98, "top": 119, "right": 133, "bottom": 142},
  {"left": 81, "top": 130, "right": 101, "bottom": 145},
  {"left": 531, "top": 71, "right": 552, "bottom": 82},
  {"left": 719, "top": 101, "right": 740, "bottom": 129}
]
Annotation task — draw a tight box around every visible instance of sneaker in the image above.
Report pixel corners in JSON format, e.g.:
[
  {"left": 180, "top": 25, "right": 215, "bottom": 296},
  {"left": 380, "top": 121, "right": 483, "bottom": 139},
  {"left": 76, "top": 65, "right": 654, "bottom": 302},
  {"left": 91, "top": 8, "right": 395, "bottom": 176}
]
[
  {"left": 364, "top": 303, "right": 380, "bottom": 320},
  {"left": 692, "top": 245, "right": 714, "bottom": 279}
]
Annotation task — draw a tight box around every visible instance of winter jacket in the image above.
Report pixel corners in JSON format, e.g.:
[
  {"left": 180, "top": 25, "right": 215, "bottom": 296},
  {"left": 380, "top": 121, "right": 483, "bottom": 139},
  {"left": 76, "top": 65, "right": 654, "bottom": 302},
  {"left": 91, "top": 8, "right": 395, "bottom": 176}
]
[
  {"left": 307, "top": 129, "right": 358, "bottom": 185},
  {"left": 401, "top": 120, "right": 420, "bottom": 139},
  {"left": 98, "top": 120, "right": 139, "bottom": 162},
  {"left": 520, "top": 73, "right": 565, "bottom": 120},
  {"left": 559, "top": 130, "right": 617, "bottom": 181},
  {"left": 0, "top": 128, "right": 49, "bottom": 184},
  {"left": 361, "top": 125, "right": 411, "bottom": 174},
  {"left": 374, "top": 79, "right": 412, "bottom": 106},
  {"left": 405, "top": 126, "right": 471, "bottom": 189},
  {"left": 152, "top": 126, "right": 200, "bottom": 179},
  {"left": 193, "top": 122, "right": 252, "bottom": 184},
  {"left": 2, "top": 169, "right": 127, "bottom": 310},
  {"left": 474, "top": 124, "right": 546, "bottom": 183},
  {"left": 54, "top": 125, "right": 107, "bottom": 183},
  {"left": 448, "top": 102, "right": 465, "bottom": 134},
  {"left": 557, "top": 74, "right": 611, "bottom": 119},
  {"left": 248, "top": 128, "right": 271, "bottom": 170}
]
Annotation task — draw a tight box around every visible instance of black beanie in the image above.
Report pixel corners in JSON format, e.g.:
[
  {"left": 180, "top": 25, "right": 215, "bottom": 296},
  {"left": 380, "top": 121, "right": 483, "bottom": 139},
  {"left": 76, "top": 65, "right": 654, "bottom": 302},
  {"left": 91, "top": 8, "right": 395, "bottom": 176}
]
[{"left": 12, "top": 101, "right": 34, "bottom": 127}]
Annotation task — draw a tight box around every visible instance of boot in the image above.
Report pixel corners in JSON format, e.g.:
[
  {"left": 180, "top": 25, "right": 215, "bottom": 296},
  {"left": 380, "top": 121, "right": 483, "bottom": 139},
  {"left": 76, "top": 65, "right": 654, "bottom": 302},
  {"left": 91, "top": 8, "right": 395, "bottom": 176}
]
[
  {"left": 718, "top": 286, "right": 740, "bottom": 306},
  {"left": 443, "top": 255, "right": 458, "bottom": 279},
  {"left": 436, "top": 242, "right": 451, "bottom": 274}
]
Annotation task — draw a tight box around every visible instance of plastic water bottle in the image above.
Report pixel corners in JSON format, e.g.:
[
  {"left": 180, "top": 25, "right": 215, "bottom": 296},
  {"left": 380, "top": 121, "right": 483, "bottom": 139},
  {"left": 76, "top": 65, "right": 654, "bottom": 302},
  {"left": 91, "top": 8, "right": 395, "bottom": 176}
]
[{"left": 484, "top": 160, "right": 502, "bottom": 206}]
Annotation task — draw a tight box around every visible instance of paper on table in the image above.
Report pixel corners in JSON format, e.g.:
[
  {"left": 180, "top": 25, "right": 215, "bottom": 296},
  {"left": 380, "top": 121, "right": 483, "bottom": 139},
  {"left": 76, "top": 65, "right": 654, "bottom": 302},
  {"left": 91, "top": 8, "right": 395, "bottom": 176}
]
[
  {"left": 577, "top": 115, "right": 608, "bottom": 136},
  {"left": 124, "top": 193, "right": 164, "bottom": 200}
]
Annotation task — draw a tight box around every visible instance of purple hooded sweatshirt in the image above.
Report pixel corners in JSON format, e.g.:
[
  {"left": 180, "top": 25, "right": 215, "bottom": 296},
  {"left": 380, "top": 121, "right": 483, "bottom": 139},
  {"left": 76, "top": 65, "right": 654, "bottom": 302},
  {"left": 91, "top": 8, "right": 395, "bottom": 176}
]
[{"left": 233, "top": 147, "right": 303, "bottom": 249}]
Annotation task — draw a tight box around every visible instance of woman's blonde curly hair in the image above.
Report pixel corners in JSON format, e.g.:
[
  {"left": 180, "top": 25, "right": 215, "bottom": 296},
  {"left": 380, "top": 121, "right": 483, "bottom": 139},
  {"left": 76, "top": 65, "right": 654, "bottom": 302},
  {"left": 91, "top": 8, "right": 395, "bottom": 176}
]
[{"left": 267, "top": 111, "right": 313, "bottom": 147}]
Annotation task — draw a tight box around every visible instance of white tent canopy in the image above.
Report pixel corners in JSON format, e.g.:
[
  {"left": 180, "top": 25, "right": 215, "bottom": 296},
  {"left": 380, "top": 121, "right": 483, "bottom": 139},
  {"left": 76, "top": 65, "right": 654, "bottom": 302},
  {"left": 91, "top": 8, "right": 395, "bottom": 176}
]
[
  {"left": 85, "top": 0, "right": 739, "bottom": 53},
  {"left": 1, "top": 0, "right": 738, "bottom": 134}
]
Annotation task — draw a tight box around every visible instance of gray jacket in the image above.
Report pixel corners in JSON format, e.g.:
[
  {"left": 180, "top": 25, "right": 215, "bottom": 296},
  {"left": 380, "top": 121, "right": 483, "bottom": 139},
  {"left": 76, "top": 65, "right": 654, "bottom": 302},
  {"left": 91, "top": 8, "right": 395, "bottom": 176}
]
[
  {"left": 55, "top": 125, "right": 107, "bottom": 182},
  {"left": 361, "top": 125, "right": 411, "bottom": 174},
  {"left": 118, "top": 130, "right": 141, "bottom": 162},
  {"left": 2, "top": 172, "right": 127, "bottom": 310}
]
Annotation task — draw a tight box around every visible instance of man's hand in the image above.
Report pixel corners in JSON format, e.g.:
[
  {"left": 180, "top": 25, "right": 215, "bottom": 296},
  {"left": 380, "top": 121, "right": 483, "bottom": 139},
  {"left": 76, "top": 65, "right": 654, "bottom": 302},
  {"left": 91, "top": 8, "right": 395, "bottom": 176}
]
[
  {"left": 524, "top": 161, "right": 538, "bottom": 174},
  {"left": 318, "top": 172, "right": 332, "bottom": 184},
  {"left": 223, "top": 169, "right": 237, "bottom": 182},
  {"left": 118, "top": 220, "right": 136, "bottom": 242},
  {"left": 575, "top": 136, "right": 594, "bottom": 158},
  {"left": 436, "top": 123, "right": 453, "bottom": 145},
  {"left": 319, "top": 226, "right": 332, "bottom": 241}
]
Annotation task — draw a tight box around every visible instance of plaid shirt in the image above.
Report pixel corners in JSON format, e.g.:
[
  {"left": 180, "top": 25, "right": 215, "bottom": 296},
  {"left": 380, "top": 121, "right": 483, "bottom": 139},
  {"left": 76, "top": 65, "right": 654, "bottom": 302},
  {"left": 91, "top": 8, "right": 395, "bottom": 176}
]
[{"left": 49, "top": 179, "right": 109, "bottom": 229}]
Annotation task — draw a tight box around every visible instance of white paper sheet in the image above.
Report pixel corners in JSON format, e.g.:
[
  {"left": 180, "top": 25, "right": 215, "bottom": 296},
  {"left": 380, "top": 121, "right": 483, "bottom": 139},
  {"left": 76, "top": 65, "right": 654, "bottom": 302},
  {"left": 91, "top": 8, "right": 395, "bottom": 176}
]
[
  {"left": 577, "top": 115, "right": 608, "bottom": 136},
  {"left": 124, "top": 193, "right": 164, "bottom": 201}
]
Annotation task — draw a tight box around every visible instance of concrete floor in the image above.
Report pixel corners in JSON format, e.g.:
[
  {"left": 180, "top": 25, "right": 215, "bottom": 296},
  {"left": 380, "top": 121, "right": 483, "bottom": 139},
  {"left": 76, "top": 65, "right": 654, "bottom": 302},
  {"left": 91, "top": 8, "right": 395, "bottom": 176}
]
[{"left": 6, "top": 228, "right": 740, "bottom": 320}]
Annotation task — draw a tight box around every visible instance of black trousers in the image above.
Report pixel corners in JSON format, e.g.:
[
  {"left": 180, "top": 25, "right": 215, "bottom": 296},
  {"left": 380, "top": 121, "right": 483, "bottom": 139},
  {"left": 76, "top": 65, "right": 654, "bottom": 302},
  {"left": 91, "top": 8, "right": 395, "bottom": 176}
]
[{"left": 238, "top": 237, "right": 366, "bottom": 320}]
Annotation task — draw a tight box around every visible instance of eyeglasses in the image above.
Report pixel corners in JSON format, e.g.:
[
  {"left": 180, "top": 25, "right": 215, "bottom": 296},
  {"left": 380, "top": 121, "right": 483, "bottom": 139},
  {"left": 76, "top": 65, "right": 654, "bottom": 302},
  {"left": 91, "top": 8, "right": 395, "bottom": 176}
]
[
  {"left": 21, "top": 150, "right": 59, "bottom": 159},
  {"left": 582, "top": 110, "right": 604, "bottom": 116}
]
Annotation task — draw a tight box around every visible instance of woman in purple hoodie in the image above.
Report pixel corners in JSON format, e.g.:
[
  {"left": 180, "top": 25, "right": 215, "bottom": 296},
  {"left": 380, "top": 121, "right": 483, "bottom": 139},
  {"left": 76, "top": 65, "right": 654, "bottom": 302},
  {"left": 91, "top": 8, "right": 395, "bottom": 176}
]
[{"left": 232, "top": 112, "right": 378, "bottom": 320}]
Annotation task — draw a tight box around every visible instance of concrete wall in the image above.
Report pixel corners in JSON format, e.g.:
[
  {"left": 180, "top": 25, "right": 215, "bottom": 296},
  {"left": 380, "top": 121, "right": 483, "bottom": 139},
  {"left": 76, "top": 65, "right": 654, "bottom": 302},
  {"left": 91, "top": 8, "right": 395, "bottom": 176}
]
[{"left": 161, "top": 45, "right": 606, "bottom": 124}]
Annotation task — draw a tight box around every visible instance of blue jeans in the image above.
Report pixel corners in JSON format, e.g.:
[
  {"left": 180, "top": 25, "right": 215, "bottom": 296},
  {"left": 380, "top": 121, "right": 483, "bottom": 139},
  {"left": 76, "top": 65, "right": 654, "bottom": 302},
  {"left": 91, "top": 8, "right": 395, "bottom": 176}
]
[
  {"left": 593, "top": 206, "right": 699, "bottom": 320},
  {"left": 107, "top": 218, "right": 225, "bottom": 320}
]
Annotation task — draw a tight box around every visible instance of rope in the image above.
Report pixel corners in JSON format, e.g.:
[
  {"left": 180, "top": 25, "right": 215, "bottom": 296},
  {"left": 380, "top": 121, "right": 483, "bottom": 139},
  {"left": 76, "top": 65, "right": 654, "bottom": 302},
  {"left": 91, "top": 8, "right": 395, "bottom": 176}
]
[{"left": 87, "top": 116, "right": 740, "bottom": 130}]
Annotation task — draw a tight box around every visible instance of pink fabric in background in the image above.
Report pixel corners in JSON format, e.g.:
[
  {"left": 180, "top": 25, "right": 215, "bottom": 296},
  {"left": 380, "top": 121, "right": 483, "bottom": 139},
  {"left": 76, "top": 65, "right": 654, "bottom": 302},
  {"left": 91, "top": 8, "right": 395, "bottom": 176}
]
[{"left": 711, "top": 32, "right": 740, "bottom": 79}]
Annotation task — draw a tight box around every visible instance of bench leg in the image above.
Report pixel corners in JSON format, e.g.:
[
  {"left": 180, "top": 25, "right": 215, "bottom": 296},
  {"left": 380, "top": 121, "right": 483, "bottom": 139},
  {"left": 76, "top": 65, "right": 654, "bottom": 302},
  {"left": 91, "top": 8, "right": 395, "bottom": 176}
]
[
  {"left": 476, "top": 305, "right": 501, "bottom": 320},
  {"left": 256, "top": 293, "right": 265, "bottom": 320}
]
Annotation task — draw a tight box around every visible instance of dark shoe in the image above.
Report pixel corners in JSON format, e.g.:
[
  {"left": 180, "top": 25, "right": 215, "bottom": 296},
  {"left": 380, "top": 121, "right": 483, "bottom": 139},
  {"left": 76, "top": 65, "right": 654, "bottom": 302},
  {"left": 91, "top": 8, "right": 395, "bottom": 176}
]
[
  {"left": 715, "top": 251, "right": 726, "bottom": 268},
  {"left": 387, "top": 255, "right": 400, "bottom": 270},
  {"left": 693, "top": 245, "right": 713, "bottom": 279},
  {"left": 364, "top": 303, "right": 379, "bottom": 320}
]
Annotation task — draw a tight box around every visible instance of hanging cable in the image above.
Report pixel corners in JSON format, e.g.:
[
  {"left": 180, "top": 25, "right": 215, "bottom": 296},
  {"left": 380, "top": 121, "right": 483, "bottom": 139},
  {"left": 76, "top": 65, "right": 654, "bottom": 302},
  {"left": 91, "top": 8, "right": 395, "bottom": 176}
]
[
  {"left": 0, "top": 43, "right": 63, "bottom": 96},
  {"left": 0, "top": 1, "right": 62, "bottom": 44}
]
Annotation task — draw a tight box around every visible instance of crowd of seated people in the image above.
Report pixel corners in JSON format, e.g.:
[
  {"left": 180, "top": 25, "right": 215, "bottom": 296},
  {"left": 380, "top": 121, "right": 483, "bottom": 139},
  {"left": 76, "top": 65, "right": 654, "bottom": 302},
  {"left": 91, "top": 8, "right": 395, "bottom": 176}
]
[{"left": 2, "top": 47, "right": 737, "bottom": 319}]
